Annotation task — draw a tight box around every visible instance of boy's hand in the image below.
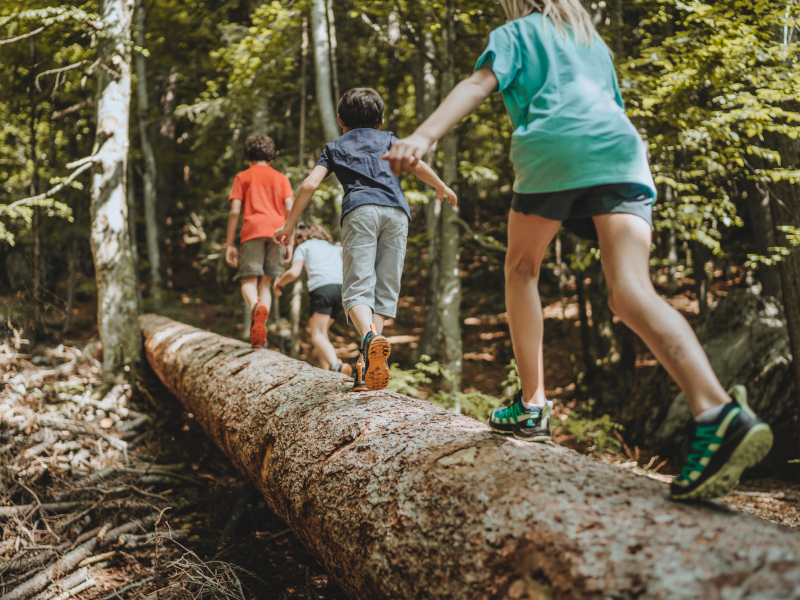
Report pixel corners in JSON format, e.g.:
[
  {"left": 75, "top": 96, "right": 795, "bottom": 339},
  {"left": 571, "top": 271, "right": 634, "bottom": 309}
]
[
  {"left": 273, "top": 224, "right": 293, "bottom": 246},
  {"left": 225, "top": 245, "right": 239, "bottom": 268},
  {"left": 437, "top": 185, "right": 458, "bottom": 207},
  {"left": 273, "top": 278, "right": 283, "bottom": 297},
  {"left": 382, "top": 133, "right": 431, "bottom": 176}
]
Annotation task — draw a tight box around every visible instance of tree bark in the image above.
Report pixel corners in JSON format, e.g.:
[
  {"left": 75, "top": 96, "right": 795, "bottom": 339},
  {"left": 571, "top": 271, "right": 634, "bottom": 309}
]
[
  {"left": 438, "top": 1, "right": 462, "bottom": 400},
  {"left": 310, "top": 0, "right": 339, "bottom": 143},
  {"left": 326, "top": 0, "right": 340, "bottom": 105},
  {"left": 299, "top": 18, "right": 308, "bottom": 167},
  {"left": 746, "top": 183, "right": 782, "bottom": 300},
  {"left": 29, "top": 37, "right": 43, "bottom": 339},
  {"left": 126, "top": 158, "right": 142, "bottom": 311},
  {"left": 90, "top": 0, "right": 140, "bottom": 380},
  {"left": 141, "top": 314, "right": 800, "bottom": 600},
  {"left": 135, "top": 0, "right": 162, "bottom": 307}
]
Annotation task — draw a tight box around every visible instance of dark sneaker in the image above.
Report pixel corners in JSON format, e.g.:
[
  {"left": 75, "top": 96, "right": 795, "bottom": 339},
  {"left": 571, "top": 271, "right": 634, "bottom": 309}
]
[
  {"left": 250, "top": 300, "right": 269, "bottom": 349},
  {"left": 362, "top": 324, "right": 390, "bottom": 391},
  {"left": 670, "top": 386, "right": 773, "bottom": 501},
  {"left": 353, "top": 363, "right": 367, "bottom": 392},
  {"left": 490, "top": 391, "right": 552, "bottom": 442},
  {"left": 514, "top": 400, "right": 553, "bottom": 442},
  {"left": 330, "top": 362, "right": 353, "bottom": 377}
]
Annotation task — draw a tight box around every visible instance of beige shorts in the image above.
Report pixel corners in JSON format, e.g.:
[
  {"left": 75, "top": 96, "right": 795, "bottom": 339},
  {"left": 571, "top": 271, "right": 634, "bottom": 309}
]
[{"left": 235, "top": 237, "right": 284, "bottom": 280}]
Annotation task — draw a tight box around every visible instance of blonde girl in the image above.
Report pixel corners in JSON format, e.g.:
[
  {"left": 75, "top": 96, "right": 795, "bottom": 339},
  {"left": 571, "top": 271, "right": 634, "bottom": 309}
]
[
  {"left": 384, "top": 0, "right": 772, "bottom": 501},
  {"left": 274, "top": 223, "right": 352, "bottom": 376}
]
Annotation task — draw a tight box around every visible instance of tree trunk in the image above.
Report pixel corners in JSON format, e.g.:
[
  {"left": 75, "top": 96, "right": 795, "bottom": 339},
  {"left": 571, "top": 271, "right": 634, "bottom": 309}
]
[
  {"left": 746, "top": 183, "right": 782, "bottom": 300},
  {"left": 438, "top": 1, "right": 462, "bottom": 400},
  {"left": 141, "top": 314, "right": 800, "bottom": 600},
  {"left": 135, "top": 0, "right": 162, "bottom": 307},
  {"left": 326, "top": 0, "right": 340, "bottom": 105},
  {"left": 63, "top": 199, "right": 81, "bottom": 331},
  {"left": 90, "top": 0, "right": 140, "bottom": 380},
  {"left": 126, "top": 159, "right": 142, "bottom": 311},
  {"left": 415, "top": 26, "right": 441, "bottom": 360},
  {"left": 310, "top": 0, "right": 339, "bottom": 143},
  {"left": 29, "top": 37, "right": 43, "bottom": 339},
  {"left": 299, "top": 18, "right": 308, "bottom": 167},
  {"left": 290, "top": 278, "right": 302, "bottom": 359}
]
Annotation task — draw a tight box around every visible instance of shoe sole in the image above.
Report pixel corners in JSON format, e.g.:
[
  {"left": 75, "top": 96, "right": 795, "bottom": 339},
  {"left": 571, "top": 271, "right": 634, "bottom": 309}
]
[
  {"left": 513, "top": 431, "right": 552, "bottom": 443},
  {"left": 671, "top": 424, "right": 773, "bottom": 501},
  {"left": 250, "top": 305, "right": 269, "bottom": 348},
  {"left": 365, "top": 337, "right": 391, "bottom": 391}
]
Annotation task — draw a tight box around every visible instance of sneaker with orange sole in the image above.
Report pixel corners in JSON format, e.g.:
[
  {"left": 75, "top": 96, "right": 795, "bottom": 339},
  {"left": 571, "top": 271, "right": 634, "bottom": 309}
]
[
  {"left": 249, "top": 300, "right": 269, "bottom": 349},
  {"left": 363, "top": 324, "right": 390, "bottom": 391}
]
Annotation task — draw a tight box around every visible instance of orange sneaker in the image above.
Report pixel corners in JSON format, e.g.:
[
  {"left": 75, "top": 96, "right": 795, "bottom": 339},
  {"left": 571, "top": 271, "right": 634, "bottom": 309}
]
[
  {"left": 363, "top": 324, "right": 390, "bottom": 391},
  {"left": 250, "top": 300, "right": 269, "bottom": 349}
]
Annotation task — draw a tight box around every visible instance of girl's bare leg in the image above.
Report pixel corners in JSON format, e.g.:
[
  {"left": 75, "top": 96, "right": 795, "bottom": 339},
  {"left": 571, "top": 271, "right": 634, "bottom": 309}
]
[
  {"left": 241, "top": 277, "right": 259, "bottom": 308},
  {"left": 505, "top": 211, "right": 562, "bottom": 407},
  {"left": 257, "top": 275, "right": 273, "bottom": 309},
  {"left": 593, "top": 213, "right": 729, "bottom": 416},
  {"left": 309, "top": 312, "right": 338, "bottom": 370}
]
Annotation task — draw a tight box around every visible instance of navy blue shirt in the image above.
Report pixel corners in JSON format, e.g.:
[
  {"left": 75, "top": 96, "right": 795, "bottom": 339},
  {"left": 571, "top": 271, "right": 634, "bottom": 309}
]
[{"left": 316, "top": 129, "right": 411, "bottom": 223}]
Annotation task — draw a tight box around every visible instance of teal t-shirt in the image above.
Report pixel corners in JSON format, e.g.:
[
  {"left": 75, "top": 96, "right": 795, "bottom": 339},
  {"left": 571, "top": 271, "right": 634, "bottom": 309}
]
[{"left": 475, "top": 14, "right": 656, "bottom": 197}]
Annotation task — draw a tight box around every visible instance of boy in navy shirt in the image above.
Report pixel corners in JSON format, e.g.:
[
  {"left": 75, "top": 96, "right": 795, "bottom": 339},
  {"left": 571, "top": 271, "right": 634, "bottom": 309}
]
[{"left": 274, "top": 88, "right": 456, "bottom": 391}]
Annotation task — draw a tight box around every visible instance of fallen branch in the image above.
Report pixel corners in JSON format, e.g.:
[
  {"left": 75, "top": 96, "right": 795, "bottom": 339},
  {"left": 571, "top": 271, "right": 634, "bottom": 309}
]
[
  {"left": 141, "top": 314, "right": 800, "bottom": 600},
  {"left": 0, "top": 26, "right": 45, "bottom": 45},
  {"left": 52, "top": 101, "right": 95, "bottom": 120},
  {"left": 98, "top": 577, "right": 153, "bottom": 600}
]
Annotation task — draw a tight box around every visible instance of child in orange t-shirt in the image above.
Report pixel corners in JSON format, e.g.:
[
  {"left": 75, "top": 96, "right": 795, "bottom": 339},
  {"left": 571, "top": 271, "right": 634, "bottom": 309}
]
[{"left": 225, "top": 135, "right": 294, "bottom": 349}]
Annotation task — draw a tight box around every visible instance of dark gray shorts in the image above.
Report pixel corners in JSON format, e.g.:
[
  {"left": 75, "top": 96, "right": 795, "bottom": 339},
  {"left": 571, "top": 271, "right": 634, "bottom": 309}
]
[
  {"left": 235, "top": 237, "right": 284, "bottom": 280},
  {"left": 512, "top": 183, "right": 655, "bottom": 241}
]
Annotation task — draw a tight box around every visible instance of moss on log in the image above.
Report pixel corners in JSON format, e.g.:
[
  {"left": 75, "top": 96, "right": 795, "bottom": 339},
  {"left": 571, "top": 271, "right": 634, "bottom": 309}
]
[{"left": 141, "top": 315, "right": 800, "bottom": 600}]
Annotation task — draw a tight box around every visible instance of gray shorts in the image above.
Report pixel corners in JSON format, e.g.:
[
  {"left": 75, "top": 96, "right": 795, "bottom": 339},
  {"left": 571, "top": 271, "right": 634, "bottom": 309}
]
[
  {"left": 236, "top": 237, "right": 283, "bottom": 280},
  {"left": 341, "top": 204, "right": 409, "bottom": 324}
]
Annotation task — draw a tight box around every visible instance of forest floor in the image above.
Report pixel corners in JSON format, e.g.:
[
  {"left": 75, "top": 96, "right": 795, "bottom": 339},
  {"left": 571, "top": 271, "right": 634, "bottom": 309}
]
[{"left": 2, "top": 270, "right": 799, "bottom": 600}]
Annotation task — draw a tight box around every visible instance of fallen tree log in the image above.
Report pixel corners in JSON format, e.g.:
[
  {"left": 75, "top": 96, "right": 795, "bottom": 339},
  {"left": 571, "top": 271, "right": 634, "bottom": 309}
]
[{"left": 141, "top": 315, "right": 800, "bottom": 600}]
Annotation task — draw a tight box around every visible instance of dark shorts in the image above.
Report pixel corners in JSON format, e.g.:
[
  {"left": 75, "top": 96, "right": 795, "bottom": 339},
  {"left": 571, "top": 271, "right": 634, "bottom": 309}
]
[
  {"left": 512, "top": 183, "right": 655, "bottom": 241},
  {"left": 309, "top": 284, "right": 343, "bottom": 320}
]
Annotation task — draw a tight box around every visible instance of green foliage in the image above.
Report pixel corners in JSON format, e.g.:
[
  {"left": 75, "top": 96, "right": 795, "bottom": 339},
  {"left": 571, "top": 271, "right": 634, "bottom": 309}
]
[{"left": 558, "top": 405, "right": 624, "bottom": 454}]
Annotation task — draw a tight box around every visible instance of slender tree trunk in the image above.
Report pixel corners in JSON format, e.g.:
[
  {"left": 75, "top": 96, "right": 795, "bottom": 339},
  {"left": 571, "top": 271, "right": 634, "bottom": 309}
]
[
  {"left": 64, "top": 200, "right": 81, "bottom": 331},
  {"left": 416, "top": 26, "right": 441, "bottom": 360},
  {"left": 611, "top": 0, "right": 623, "bottom": 56},
  {"left": 299, "top": 19, "right": 308, "bottom": 168},
  {"left": 127, "top": 159, "right": 142, "bottom": 311},
  {"left": 29, "top": 37, "right": 43, "bottom": 338},
  {"left": 438, "top": 0, "right": 462, "bottom": 402},
  {"left": 664, "top": 185, "right": 678, "bottom": 296},
  {"left": 141, "top": 314, "right": 800, "bottom": 600},
  {"left": 135, "top": 0, "right": 162, "bottom": 307},
  {"left": 90, "top": 0, "right": 140, "bottom": 380},
  {"left": 747, "top": 183, "right": 783, "bottom": 300},
  {"left": 310, "top": 0, "right": 339, "bottom": 143},
  {"left": 326, "top": 0, "right": 340, "bottom": 104},
  {"left": 290, "top": 279, "right": 302, "bottom": 359},
  {"left": 158, "top": 66, "right": 178, "bottom": 290},
  {"left": 575, "top": 268, "right": 596, "bottom": 383}
]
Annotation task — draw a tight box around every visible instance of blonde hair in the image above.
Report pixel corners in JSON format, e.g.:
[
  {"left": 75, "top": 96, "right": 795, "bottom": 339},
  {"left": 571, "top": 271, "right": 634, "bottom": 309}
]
[
  {"left": 294, "top": 222, "right": 333, "bottom": 246},
  {"left": 500, "top": 0, "right": 596, "bottom": 45}
]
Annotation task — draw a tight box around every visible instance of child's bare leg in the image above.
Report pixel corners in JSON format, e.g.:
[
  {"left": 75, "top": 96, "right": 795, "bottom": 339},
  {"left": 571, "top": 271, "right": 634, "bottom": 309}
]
[
  {"left": 310, "top": 313, "right": 338, "bottom": 369},
  {"left": 505, "top": 212, "right": 562, "bottom": 407},
  {"left": 257, "top": 275, "right": 273, "bottom": 309},
  {"left": 241, "top": 277, "right": 259, "bottom": 308},
  {"left": 593, "top": 213, "right": 730, "bottom": 416}
]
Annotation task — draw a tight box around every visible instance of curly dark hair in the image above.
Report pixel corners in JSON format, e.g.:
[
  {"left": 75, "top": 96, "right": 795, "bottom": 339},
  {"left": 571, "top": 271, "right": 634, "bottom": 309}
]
[
  {"left": 244, "top": 135, "right": 276, "bottom": 162},
  {"left": 294, "top": 222, "right": 333, "bottom": 246},
  {"left": 337, "top": 88, "right": 384, "bottom": 129}
]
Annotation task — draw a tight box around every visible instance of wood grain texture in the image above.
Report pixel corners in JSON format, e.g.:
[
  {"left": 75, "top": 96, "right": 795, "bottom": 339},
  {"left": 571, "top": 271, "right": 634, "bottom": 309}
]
[{"left": 141, "top": 315, "right": 800, "bottom": 600}]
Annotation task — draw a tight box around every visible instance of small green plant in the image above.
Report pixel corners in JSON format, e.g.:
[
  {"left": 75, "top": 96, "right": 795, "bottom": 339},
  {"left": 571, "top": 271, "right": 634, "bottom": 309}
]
[{"left": 557, "top": 402, "right": 624, "bottom": 454}]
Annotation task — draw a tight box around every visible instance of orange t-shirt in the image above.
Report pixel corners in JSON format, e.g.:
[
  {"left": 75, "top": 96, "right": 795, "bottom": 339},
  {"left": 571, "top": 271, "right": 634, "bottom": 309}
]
[{"left": 228, "top": 165, "right": 294, "bottom": 243}]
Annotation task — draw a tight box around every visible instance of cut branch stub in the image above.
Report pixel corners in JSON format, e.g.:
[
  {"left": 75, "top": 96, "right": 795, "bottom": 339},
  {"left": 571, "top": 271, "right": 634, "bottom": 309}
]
[{"left": 141, "top": 315, "right": 800, "bottom": 600}]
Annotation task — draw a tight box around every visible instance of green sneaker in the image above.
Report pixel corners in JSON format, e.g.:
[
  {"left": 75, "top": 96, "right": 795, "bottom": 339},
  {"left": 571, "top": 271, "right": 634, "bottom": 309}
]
[
  {"left": 670, "top": 386, "right": 773, "bottom": 501},
  {"left": 490, "top": 392, "right": 552, "bottom": 443}
]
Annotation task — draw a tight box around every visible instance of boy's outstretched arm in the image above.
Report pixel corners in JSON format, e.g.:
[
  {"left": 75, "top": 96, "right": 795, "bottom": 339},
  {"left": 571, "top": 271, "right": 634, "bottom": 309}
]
[
  {"left": 273, "top": 165, "right": 328, "bottom": 246},
  {"left": 225, "top": 199, "right": 242, "bottom": 267},
  {"left": 408, "top": 160, "right": 458, "bottom": 207},
  {"left": 383, "top": 66, "right": 498, "bottom": 176},
  {"left": 273, "top": 260, "right": 305, "bottom": 297}
]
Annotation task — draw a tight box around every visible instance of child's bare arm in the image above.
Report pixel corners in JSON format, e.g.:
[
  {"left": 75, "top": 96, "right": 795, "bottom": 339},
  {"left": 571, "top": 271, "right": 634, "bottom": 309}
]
[
  {"left": 408, "top": 161, "right": 458, "bottom": 206},
  {"left": 225, "top": 199, "right": 242, "bottom": 267},
  {"left": 282, "top": 195, "right": 295, "bottom": 262},
  {"left": 274, "top": 166, "right": 328, "bottom": 245},
  {"left": 383, "top": 67, "right": 498, "bottom": 176},
  {"left": 273, "top": 260, "right": 304, "bottom": 296}
]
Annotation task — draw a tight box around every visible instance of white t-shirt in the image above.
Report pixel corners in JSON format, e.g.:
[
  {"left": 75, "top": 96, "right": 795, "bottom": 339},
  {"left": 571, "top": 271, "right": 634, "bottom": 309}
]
[{"left": 292, "top": 238, "right": 344, "bottom": 292}]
